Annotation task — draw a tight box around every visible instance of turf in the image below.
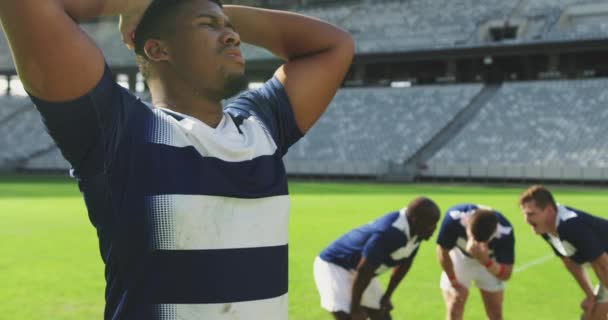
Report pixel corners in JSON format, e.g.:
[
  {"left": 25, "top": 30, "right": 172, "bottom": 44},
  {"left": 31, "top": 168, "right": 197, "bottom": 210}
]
[{"left": 1, "top": 175, "right": 607, "bottom": 319}]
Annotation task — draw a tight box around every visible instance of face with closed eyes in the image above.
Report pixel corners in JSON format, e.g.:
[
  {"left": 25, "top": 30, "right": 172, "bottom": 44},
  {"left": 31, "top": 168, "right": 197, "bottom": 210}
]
[{"left": 149, "top": 0, "right": 248, "bottom": 100}]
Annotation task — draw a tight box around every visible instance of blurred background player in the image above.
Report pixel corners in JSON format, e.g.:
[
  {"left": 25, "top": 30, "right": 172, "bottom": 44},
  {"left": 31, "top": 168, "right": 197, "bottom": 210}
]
[
  {"left": 313, "top": 197, "right": 440, "bottom": 320},
  {"left": 520, "top": 185, "right": 608, "bottom": 320},
  {"left": 0, "top": 0, "right": 353, "bottom": 319},
  {"left": 436, "top": 204, "right": 515, "bottom": 320}
]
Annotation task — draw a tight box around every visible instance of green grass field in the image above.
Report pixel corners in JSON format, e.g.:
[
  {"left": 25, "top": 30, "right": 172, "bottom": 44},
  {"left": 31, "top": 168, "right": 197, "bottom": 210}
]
[{"left": 2, "top": 175, "right": 607, "bottom": 319}]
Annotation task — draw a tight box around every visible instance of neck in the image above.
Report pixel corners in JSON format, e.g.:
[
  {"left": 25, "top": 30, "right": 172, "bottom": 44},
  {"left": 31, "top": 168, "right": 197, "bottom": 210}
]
[
  {"left": 547, "top": 207, "right": 559, "bottom": 235},
  {"left": 147, "top": 78, "right": 224, "bottom": 128},
  {"left": 406, "top": 214, "right": 416, "bottom": 237}
]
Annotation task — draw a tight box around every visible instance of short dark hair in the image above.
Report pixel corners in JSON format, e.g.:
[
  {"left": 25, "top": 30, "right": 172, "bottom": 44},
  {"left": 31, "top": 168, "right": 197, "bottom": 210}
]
[
  {"left": 470, "top": 209, "right": 497, "bottom": 242},
  {"left": 133, "top": 0, "right": 223, "bottom": 78},
  {"left": 519, "top": 185, "right": 557, "bottom": 210}
]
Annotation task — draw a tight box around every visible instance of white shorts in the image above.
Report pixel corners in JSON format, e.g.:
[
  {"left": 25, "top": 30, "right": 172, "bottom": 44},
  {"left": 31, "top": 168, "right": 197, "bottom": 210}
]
[
  {"left": 313, "top": 256, "right": 384, "bottom": 313},
  {"left": 440, "top": 249, "right": 504, "bottom": 292}
]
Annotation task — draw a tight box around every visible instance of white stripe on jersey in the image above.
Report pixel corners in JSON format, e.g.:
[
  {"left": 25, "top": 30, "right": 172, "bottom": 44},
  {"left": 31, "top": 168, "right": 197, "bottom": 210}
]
[
  {"left": 148, "top": 194, "right": 289, "bottom": 250},
  {"left": 149, "top": 108, "right": 278, "bottom": 162},
  {"left": 157, "top": 294, "right": 288, "bottom": 319}
]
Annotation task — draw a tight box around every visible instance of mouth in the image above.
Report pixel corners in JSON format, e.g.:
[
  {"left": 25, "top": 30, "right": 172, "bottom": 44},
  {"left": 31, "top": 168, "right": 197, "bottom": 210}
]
[
  {"left": 530, "top": 223, "right": 540, "bottom": 232},
  {"left": 224, "top": 48, "right": 245, "bottom": 65}
]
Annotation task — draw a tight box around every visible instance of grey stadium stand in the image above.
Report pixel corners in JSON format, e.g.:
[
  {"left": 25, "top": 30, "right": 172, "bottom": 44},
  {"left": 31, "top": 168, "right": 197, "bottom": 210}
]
[
  {"left": 284, "top": 84, "right": 483, "bottom": 176},
  {"left": 425, "top": 78, "right": 608, "bottom": 180}
]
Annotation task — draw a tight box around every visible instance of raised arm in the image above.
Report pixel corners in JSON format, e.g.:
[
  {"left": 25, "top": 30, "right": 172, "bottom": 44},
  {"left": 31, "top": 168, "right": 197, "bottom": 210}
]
[
  {"left": 223, "top": 5, "right": 354, "bottom": 133},
  {"left": 0, "top": 0, "right": 149, "bottom": 101}
]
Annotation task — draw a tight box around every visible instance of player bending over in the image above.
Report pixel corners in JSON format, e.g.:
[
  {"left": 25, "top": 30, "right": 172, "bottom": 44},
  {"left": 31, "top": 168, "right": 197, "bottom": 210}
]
[
  {"left": 520, "top": 185, "right": 608, "bottom": 320},
  {"left": 436, "top": 204, "right": 515, "bottom": 320},
  {"left": 314, "top": 197, "right": 440, "bottom": 320}
]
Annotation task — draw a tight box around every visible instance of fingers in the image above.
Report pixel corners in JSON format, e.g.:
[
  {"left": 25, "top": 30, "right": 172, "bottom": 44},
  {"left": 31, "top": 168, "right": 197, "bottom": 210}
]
[{"left": 125, "top": 31, "right": 136, "bottom": 50}]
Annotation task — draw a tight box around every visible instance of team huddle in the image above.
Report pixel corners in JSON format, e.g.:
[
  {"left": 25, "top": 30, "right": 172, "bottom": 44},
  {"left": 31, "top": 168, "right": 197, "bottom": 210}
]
[{"left": 313, "top": 185, "right": 608, "bottom": 320}]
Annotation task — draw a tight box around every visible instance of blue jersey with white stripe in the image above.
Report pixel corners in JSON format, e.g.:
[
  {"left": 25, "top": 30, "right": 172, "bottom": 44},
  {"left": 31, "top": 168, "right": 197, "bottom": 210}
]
[
  {"left": 436, "top": 204, "right": 515, "bottom": 264},
  {"left": 30, "top": 65, "right": 301, "bottom": 320},
  {"left": 542, "top": 205, "right": 608, "bottom": 264},
  {"left": 320, "top": 210, "right": 421, "bottom": 275}
]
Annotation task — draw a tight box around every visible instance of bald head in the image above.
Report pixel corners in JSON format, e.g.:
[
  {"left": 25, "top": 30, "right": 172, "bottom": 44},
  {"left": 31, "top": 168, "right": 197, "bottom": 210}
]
[
  {"left": 406, "top": 197, "right": 441, "bottom": 240},
  {"left": 407, "top": 197, "right": 441, "bottom": 221}
]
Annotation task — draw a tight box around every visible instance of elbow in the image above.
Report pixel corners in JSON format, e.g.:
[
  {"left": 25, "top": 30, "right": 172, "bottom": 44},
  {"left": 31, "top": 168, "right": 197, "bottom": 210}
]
[{"left": 339, "top": 31, "right": 355, "bottom": 59}]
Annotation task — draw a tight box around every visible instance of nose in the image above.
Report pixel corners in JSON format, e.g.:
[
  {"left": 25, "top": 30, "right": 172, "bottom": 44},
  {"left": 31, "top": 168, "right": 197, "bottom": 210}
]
[{"left": 221, "top": 28, "right": 241, "bottom": 47}]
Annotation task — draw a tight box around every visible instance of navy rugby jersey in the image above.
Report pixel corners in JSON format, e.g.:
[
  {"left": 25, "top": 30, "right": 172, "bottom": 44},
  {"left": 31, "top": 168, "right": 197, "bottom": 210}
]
[
  {"left": 29, "top": 65, "right": 302, "bottom": 320},
  {"left": 542, "top": 205, "right": 608, "bottom": 264},
  {"left": 320, "top": 209, "right": 421, "bottom": 275},
  {"left": 436, "top": 204, "right": 515, "bottom": 264}
]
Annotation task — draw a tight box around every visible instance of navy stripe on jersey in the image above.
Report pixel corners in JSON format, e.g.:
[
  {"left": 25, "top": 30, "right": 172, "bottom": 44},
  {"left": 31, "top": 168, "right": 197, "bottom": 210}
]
[
  {"left": 136, "top": 144, "right": 288, "bottom": 198},
  {"left": 143, "top": 245, "right": 288, "bottom": 304}
]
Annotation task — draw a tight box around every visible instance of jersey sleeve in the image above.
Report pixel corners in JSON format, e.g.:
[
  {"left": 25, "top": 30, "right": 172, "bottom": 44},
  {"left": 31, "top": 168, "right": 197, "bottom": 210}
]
[
  {"left": 493, "top": 234, "right": 515, "bottom": 264},
  {"left": 560, "top": 220, "right": 604, "bottom": 262},
  {"left": 436, "top": 214, "right": 458, "bottom": 249},
  {"left": 225, "top": 77, "right": 302, "bottom": 156},
  {"left": 28, "top": 64, "right": 140, "bottom": 178}
]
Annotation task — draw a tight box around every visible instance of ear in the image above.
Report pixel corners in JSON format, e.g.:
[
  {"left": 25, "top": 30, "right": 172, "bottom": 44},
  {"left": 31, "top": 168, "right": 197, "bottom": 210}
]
[{"left": 143, "top": 39, "right": 171, "bottom": 62}]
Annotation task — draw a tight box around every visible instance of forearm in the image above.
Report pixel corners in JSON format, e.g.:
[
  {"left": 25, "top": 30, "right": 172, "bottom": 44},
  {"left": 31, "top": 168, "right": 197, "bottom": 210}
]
[
  {"left": 437, "top": 246, "right": 457, "bottom": 279},
  {"left": 384, "top": 264, "right": 409, "bottom": 298},
  {"left": 65, "top": 0, "right": 152, "bottom": 21},
  {"left": 591, "top": 254, "right": 608, "bottom": 289},
  {"left": 351, "top": 272, "right": 373, "bottom": 311},
  {"left": 480, "top": 259, "right": 512, "bottom": 281},
  {"left": 563, "top": 258, "right": 594, "bottom": 297},
  {"left": 0, "top": 0, "right": 148, "bottom": 22},
  {"left": 224, "top": 5, "right": 351, "bottom": 61}
]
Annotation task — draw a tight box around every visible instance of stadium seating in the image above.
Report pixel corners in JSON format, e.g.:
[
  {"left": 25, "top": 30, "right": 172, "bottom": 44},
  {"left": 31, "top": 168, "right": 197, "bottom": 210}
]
[
  {"left": 0, "top": 96, "right": 30, "bottom": 122},
  {"left": 297, "top": 0, "right": 516, "bottom": 53},
  {"left": 21, "top": 147, "right": 70, "bottom": 171},
  {"left": 284, "top": 84, "right": 483, "bottom": 175},
  {"left": 79, "top": 21, "right": 136, "bottom": 67},
  {"left": 0, "top": 104, "right": 55, "bottom": 167},
  {"left": 425, "top": 78, "right": 608, "bottom": 179},
  {"left": 0, "top": 1, "right": 605, "bottom": 68}
]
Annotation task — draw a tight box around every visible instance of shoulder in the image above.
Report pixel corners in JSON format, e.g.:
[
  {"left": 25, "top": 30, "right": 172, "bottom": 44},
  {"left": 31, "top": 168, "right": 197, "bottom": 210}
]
[
  {"left": 441, "top": 205, "right": 471, "bottom": 227},
  {"left": 227, "top": 78, "right": 288, "bottom": 111},
  {"left": 557, "top": 206, "right": 582, "bottom": 231},
  {"left": 495, "top": 211, "right": 513, "bottom": 228}
]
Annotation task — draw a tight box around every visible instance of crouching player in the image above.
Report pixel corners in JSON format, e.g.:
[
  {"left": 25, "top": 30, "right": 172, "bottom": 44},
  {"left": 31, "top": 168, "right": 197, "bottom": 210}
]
[
  {"left": 313, "top": 197, "right": 440, "bottom": 320},
  {"left": 520, "top": 185, "right": 608, "bottom": 320},
  {"left": 436, "top": 204, "right": 515, "bottom": 320}
]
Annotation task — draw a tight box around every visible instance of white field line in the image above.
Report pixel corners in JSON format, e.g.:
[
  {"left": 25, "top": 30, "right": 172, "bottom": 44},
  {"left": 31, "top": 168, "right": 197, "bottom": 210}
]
[{"left": 514, "top": 254, "right": 555, "bottom": 273}]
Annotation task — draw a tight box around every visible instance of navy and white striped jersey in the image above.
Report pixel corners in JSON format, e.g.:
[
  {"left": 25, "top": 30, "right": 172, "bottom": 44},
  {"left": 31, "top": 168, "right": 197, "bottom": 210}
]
[
  {"left": 542, "top": 205, "right": 608, "bottom": 264},
  {"left": 29, "top": 65, "right": 302, "bottom": 319},
  {"left": 319, "top": 209, "right": 421, "bottom": 275},
  {"left": 436, "top": 204, "right": 515, "bottom": 264}
]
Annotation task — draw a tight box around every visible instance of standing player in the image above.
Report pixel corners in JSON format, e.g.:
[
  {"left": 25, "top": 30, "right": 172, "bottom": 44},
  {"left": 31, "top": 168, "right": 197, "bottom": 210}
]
[
  {"left": 0, "top": 0, "right": 354, "bottom": 319},
  {"left": 436, "top": 204, "right": 515, "bottom": 320},
  {"left": 520, "top": 185, "right": 608, "bottom": 320},
  {"left": 313, "top": 197, "right": 441, "bottom": 320}
]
